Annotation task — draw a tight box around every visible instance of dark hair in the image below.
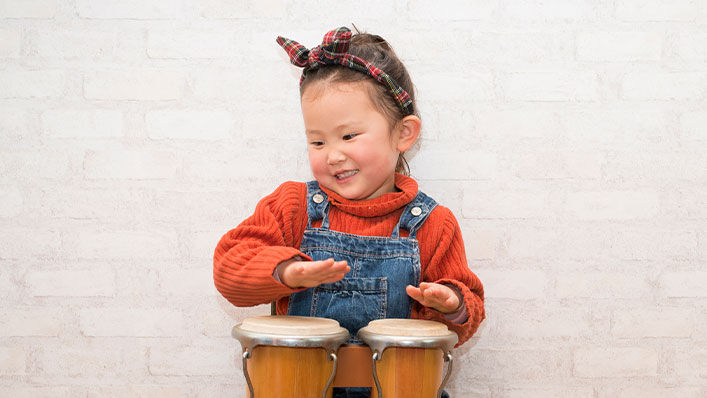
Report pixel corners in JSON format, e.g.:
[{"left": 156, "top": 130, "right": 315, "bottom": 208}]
[{"left": 299, "top": 31, "right": 419, "bottom": 175}]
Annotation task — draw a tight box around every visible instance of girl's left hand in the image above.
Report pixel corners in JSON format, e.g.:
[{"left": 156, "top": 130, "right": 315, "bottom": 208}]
[{"left": 406, "top": 282, "right": 462, "bottom": 314}]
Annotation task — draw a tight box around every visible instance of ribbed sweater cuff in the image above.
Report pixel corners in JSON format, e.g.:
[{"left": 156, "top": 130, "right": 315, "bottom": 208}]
[
  {"left": 272, "top": 255, "right": 303, "bottom": 284},
  {"left": 441, "top": 283, "right": 469, "bottom": 323},
  {"left": 436, "top": 279, "right": 472, "bottom": 324},
  {"left": 251, "top": 246, "right": 311, "bottom": 291}
]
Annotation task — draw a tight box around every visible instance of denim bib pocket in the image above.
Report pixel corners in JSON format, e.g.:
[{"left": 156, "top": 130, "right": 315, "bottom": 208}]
[{"left": 312, "top": 277, "right": 387, "bottom": 337}]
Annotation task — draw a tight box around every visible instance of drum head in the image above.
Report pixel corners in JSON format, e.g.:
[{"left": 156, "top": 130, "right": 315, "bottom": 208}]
[
  {"left": 239, "top": 315, "right": 345, "bottom": 336},
  {"left": 363, "top": 318, "right": 451, "bottom": 337}
]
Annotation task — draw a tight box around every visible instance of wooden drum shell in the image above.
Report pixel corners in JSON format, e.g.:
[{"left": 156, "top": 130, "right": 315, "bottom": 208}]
[
  {"left": 358, "top": 319, "right": 458, "bottom": 398},
  {"left": 371, "top": 346, "right": 444, "bottom": 398},
  {"left": 245, "top": 345, "right": 334, "bottom": 398},
  {"left": 232, "top": 316, "right": 349, "bottom": 398}
]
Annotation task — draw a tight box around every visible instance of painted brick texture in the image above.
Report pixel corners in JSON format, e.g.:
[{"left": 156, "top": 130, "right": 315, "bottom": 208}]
[{"left": 1, "top": 1, "right": 705, "bottom": 397}]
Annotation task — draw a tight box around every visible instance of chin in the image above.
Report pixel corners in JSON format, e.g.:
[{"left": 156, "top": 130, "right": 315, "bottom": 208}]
[
  {"left": 316, "top": 176, "right": 377, "bottom": 201},
  {"left": 344, "top": 189, "right": 379, "bottom": 201},
  {"left": 333, "top": 186, "right": 369, "bottom": 201},
  {"left": 336, "top": 189, "right": 362, "bottom": 200}
]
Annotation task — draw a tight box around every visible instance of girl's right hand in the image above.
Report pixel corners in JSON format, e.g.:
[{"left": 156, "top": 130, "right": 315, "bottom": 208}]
[{"left": 276, "top": 258, "right": 349, "bottom": 288}]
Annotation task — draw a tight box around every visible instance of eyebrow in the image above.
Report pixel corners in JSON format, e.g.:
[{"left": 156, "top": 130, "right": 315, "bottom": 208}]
[{"left": 305, "top": 122, "right": 359, "bottom": 135}]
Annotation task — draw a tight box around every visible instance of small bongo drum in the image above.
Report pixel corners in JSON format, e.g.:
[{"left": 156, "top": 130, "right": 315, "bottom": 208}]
[
  {"left": 232, "top": 315, "right": 349, "bottom": 398},
  {"left": 357, "top": 319, "right": 458, "bottom": 398}
]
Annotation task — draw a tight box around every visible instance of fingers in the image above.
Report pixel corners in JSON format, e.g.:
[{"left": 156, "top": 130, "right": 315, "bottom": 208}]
[
  {"left": 312, "top": 258, "right": 348, "bottom": 273},
  {"left": 406, "top": 284, "right": 439, "bottom": 305},
  {"left": 405, "top": 285, "right": 422, "bottom": 302},
  {"left": 320, "top": 272, "right": 348, "bottom": 284},
  {"left": 406, "top": 283, "right": 460, "bottom": 313},
  {"left": 420, "top": 283, "right": 448, "bottom": 300},
  {"left": 289, "top": 258, "right": 349, "bottom": 287},
  {"left": 313, "top": 259, "right": 349, "bottom": 284},
  {"left": 414, "top": 282, "right": 440, "bottom": 299}
]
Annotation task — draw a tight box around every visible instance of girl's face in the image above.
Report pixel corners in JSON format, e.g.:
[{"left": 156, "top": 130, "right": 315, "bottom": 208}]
[{"left": 301, "top": 82, "right": 401, "bottom": 201}]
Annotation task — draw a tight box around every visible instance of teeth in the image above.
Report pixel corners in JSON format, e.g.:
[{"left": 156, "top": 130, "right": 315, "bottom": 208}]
[{"left": 336, "top": 170, "right": 358, "bottom": 179}]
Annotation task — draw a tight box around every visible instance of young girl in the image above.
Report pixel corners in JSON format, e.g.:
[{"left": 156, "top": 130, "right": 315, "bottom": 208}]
[{"left": 213, "top": 26, "right": 485, "bottom": 397}]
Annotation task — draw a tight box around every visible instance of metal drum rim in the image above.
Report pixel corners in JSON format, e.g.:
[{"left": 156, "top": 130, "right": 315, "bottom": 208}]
[
  {"left": 232, "top": 324, "right": 350, "bottom": 352},
  {"left": 357, "top": 327, "right": 458, "bottom": 355}
]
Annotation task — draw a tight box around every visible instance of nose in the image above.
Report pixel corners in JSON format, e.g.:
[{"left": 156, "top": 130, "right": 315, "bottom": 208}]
[{"left": 327, "top": 148, "right": 346, "bottom": 165}]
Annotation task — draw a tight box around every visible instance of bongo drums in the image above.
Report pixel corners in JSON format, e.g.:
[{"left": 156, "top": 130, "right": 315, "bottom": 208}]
[
  {"left": 232, "top": 315, "right": 349, "bottom": 398},
  {"left": 357, "top": 319, "right": 458, "bottom": 398}
]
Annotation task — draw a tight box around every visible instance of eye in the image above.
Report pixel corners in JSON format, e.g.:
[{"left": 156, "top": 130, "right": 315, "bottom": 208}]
[
  {"left": 343, "top": 133, "right": 358, "bottom": 141},
  {"left": 310, "top": 141, "right": 324, "bottom": 147}
]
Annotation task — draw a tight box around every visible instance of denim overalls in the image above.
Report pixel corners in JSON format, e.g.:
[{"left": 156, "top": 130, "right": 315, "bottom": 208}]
[{"left": 288, "top": 181, "right": 449, "bottom": 398}]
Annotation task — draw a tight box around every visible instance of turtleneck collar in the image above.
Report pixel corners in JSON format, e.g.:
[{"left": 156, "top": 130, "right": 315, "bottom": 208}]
[{"left": 319, "top": 173, "right": 419, "bottom": 218}]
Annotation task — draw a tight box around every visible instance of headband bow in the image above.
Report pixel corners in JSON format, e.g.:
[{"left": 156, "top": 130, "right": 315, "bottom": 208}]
[{"left": 276, "top": 27, "right": 414, "bottom": 116}]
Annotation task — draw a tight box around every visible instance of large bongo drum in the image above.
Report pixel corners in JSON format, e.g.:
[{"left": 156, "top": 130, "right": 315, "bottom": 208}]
[
  {"left": 357, "top": 319, "right": 458, "bottom": 398},
  {"left": 232, "top": 315, "right": 349, "bottom": 398}
]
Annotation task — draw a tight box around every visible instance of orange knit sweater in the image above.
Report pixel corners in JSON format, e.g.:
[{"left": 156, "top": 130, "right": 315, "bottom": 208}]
[{"left": 213, "top": 174, "right": 485, "bottom": 346}]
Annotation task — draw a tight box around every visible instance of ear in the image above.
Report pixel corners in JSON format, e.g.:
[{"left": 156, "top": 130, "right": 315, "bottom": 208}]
[{"left": 395, "top": 115, "right": 421, "bottom": 152}]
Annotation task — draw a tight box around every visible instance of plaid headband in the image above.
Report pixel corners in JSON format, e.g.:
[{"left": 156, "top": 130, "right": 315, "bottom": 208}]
[{"left": 276, "top": 27, "right": 414, "bottom": 116}]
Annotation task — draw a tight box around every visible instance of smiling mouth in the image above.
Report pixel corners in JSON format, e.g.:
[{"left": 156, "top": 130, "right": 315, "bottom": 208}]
[{"left": 335, "top": 170, "right": 359, "bottom": 180}]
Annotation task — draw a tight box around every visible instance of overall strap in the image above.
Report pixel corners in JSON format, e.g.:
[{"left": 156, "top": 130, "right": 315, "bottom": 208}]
[
  {"left": 391, "top": 190, "right": 438, "bottom": 239},
  {"left": 305, "top": 180, "right": 331, "bottom": 229}
]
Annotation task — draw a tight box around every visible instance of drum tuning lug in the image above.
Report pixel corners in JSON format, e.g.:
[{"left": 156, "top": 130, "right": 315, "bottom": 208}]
[
  {"left": 242, "top": 349, "right": 255, "bottom": 398},
  {"left": 371, "top": 351, "right": 383, "bottom": 397},
  {"left": 322, "top": 351, "right": 338, "bottom": 398},
  {"left": 437, "top": 352, "right": 454, "bottom": 398}
]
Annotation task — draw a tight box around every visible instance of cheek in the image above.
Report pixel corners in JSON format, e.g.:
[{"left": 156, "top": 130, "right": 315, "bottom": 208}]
[
  {"left": 359, "top": 144, "right": 397, "bottom": 169},
  {"left": 308, "top": 150, "right": 327, "bottom": 175}
]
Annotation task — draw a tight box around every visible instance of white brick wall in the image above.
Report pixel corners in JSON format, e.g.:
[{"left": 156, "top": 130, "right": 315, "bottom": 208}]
[
  {"left": 1, "top": 309, "right": 63, "bottom": 337},
  {"left": 25, "top": 268, "right": 115, "bottom": 297},
  {"left": 83, "top": 150, "right": 179, "bottom": 179},
  {"left": 42, "top": 110, "right": 123, "bottom": 138},
  {"left": 0, "top": 70, "right": 67, "bottom": 98},
  {"left": 146, "top": 110, "right": 233, "bottom": 141},
  {"left": 1, "top": 1, "right": 705, "bottom": 397},
  {"left": 616, "top": 0, "right": 700, "bottom": 22},
  {"left": 0, "top": 347, "right": 25, "bottom": 375},
  {"left": 576, "top": 31, "right": 663, "bottom": 62},
  {"left": 79, "top": 308, "right": 185, "bottom": 337},
  {"left": 622, "top": 71, "right": 705, "bottom": 101},
  {"left": 84, "top": 70, "right": 185, "bottom": 101},
  {"left": 0, "top": 0, "right": 58, "bottom": 19},
  {"left": 75, "top": 0, "right": 177, "bottom": 20},
  {"left": 0, "top": 28, "right": 21, "bottom": 58},
  {"left": 574, "top": 347, "right": 659, "bottom": 377}
]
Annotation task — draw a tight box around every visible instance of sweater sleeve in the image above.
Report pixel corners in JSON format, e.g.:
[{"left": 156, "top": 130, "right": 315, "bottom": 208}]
[
  {"left": 412, "top": 206, "right": 485, "bottom": 347},
  {"left": 213, "top": 181, "right": 309, "bottom": 307}
]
